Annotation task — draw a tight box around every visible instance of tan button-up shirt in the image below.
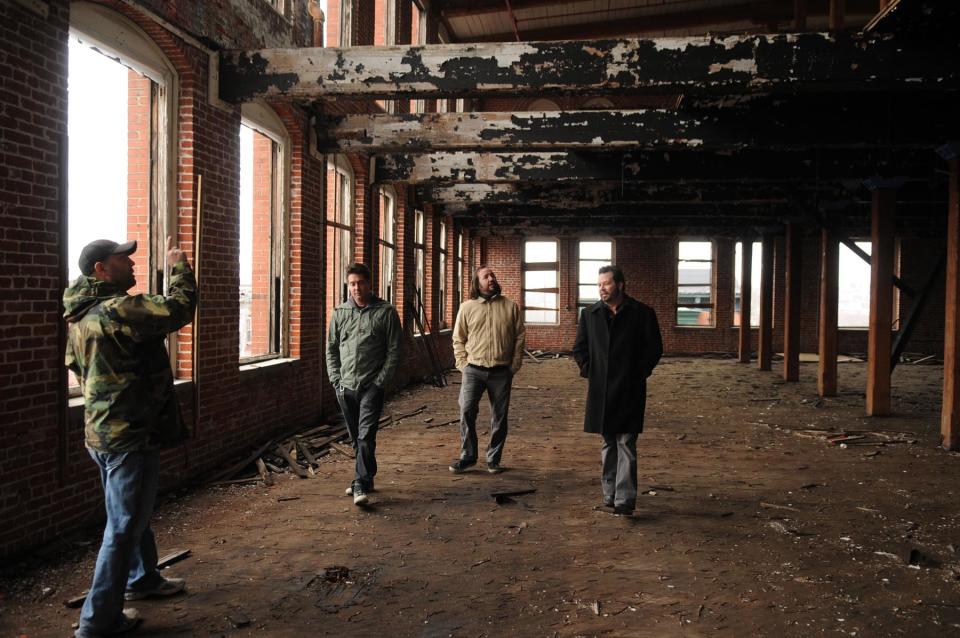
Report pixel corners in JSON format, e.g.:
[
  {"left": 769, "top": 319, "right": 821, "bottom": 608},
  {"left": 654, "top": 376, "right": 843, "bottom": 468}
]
[{"left": 452, "top": 294, "right": 526, "bottom": 373}]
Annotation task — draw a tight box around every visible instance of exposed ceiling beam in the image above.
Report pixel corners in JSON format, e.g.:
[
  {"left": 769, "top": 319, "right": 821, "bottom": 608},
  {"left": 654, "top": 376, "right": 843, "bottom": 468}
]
[
  {"left": 376, "top": 149, "right": 943, "bottom": 184},
  {"left": 317, "top": 96, "right": 959, "bottom": 153},
  {"left": 219, "top": 31, "right": 957, "bottom": 102}
]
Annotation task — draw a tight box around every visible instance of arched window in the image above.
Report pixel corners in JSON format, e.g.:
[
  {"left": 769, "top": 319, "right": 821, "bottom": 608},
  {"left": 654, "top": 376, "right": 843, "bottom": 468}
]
[
  {"left": 527, "top": 98, "right": 561, "bottom": 111},
  {"left": 239, "top": 102, "right": 290, "bottom": 362},
  {"left": 581, "top": 97, "right": 615, "bottom": 110},
  {"left": 68, "top": 2, "right": 179, "bottom": 388}
]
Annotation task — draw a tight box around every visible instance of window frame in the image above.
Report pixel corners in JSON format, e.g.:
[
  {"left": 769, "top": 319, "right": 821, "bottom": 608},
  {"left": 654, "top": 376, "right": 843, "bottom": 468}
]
[
  {"left": 676, "top": 240, "right": 716, "bottom": 328},
  {"left": 522, "top": 238, "right": 560, "bottom": 325},
  {"left": 733, "top": 240, "right": 762, "bottom": 328},
  {"left": 238, "top": 101, "right": 291, "bottom": 365},
  {"left": 577, "top": 239, "right": 614, "bottom": 315},
  {"left": 377, "top": 185, "right": 397, "bottom": 304},
  {"left": 68, "top": 2, "right": 180, "bottom": 390},
  {"left": 339, "top": 0, "right": 353, "bottom": 46},
  {"left": 438, "top": 218, "right": 448, "bottom": 329},
  {"left": 455, "top": 229, "right": 464, "bottom": 317},
  {"left": 413, "top": 209, "right": 427, "bottom": 333},
  {"left": 326, "top": 154, "right": 355, "bottom": 314}
]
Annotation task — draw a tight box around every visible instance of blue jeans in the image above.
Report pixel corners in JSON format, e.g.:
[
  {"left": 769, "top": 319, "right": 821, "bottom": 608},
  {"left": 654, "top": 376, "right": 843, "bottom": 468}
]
[{"left": 77, "top": 450, "right": 162, "bottom": 637}]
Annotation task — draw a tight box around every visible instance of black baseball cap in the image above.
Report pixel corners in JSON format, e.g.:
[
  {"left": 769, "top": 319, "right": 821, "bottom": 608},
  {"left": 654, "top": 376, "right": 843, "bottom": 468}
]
[{"left": 78, "top": 239, "right": 137, "bottom": 276}]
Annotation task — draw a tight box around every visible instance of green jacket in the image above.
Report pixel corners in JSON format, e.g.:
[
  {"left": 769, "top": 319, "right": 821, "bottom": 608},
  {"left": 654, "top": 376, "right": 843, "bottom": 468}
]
[
  {"left": 64, "top": 260, "right": 197, "bottom": 453},
  {"left": 326, "top": 295, "right": 402, "bottom": 391}
]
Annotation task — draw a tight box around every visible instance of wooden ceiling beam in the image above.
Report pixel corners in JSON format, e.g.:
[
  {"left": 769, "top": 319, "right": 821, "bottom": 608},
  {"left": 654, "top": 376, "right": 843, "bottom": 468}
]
[{"left": 220, "top": 31, "right": 957, "bottom": 102}]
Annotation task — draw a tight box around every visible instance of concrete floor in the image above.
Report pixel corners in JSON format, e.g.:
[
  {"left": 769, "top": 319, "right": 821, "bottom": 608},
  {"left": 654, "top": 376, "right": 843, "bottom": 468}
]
[{"left": 3, "top": 356, "right": 960, "bottom": 637}]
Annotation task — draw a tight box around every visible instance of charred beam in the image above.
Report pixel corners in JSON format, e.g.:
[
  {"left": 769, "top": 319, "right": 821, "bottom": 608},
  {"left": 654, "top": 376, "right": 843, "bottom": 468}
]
[
  {"left": 378, "top": 149, "right": 942, "bottom": 184},
  {"left": 220, "top": 32, "right": 958, "bottom": 102},
  {"left": 376, "top": 152, "right": 622, "bottom": 184}
]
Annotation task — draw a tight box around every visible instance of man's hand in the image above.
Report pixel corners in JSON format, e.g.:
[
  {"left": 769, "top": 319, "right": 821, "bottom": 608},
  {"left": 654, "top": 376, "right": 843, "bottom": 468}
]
[{"left": 166, "top": 235, "right": 188, "bottom": 268}]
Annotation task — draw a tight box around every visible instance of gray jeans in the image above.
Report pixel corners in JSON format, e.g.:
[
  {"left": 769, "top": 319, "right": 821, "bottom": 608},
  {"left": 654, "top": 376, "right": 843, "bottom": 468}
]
[
  {"left": 336, "top": 384, "right": 384, "bottom": 489},
  {"left": 601, "top": 432, "right": 638, "bottom": 510},
  {"left": 458, "top": 365, "right": 513, "bottom": 465}
]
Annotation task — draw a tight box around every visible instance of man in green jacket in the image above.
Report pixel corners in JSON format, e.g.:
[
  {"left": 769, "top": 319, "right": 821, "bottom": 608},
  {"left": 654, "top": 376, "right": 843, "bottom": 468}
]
[
  {"left": 65, "top": 237, "right": 197, "bottom": 637},
  {"left": 326, "top": 263, "right": 402, "bottom": 506}
]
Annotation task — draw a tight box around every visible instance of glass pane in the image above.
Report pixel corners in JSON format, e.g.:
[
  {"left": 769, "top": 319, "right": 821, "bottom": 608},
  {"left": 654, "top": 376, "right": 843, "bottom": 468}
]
[
  {"left": 439, "top": 221, "right": 446, "bottom": 250},
  {"left": 525, "top": 270, "right": 557, "bottom": 289},
  {"left": 679, "top": 241, "right": 712, "bottom": 261},
  {"left": 579, "top": 260, "right": 611, "bottom": 284},
  {"left": 525, "top": 291, "right": 557, "bottom": 310},
  {"left": 525, "top": 240, "right": 557, "bottom": 263},
  {"left": 838, "top": 241, "right": 872, "bottom": 328},
  {"left": 68, "top": 40, "right": 135, "bottom": 285},
  {"left": 579, "top": 241, "right": 611, "bottom": 260},
  {"left": 338, "top": 172, "right": 352, "bottom": 226},
  {"left": 677, "top": 307, "right": 713, "bottom": 326},
  {"left": 239, "top": 124, "right": 274, "bottom": 359},
  {"left": 678, "top": 261, "right": 712, "bottom": 286},
  {"left": 734, "top": 241, "right": 763, "bottom": 327},
  {"left": 678, "top": 286, "right": 712, "bottom": 304},
  {"left": 525, "top": 309, "right": 557, "bottom": 324},
  {"left": 415, "top": 210, "right": 424, "bottom": 243},
  {"left": 579, "top": 285, "right": 600, "bottom": 303}
]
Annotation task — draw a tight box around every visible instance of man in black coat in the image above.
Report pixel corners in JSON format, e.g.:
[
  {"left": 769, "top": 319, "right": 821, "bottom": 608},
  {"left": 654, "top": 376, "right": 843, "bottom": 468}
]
[{"left": 572, "top": 265, "right": 663, "bottom": 516}]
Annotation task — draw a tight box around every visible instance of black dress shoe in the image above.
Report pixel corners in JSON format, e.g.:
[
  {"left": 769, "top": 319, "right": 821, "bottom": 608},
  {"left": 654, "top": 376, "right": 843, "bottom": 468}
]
[
  {"left": 602, "top": 500, "right": 614, "bottom": 508},
  {"left": 613, "top": 505, "right": 634, "bottom": 516}
]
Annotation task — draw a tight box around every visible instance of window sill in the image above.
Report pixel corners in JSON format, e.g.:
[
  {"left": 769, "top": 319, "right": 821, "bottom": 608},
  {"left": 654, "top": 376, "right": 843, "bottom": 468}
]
[
  {"left": 239, "top": 356, "right": 298, "bottom": 374},
  {"left": 674, "top": 325, "right": 716, "bottom": 330}
]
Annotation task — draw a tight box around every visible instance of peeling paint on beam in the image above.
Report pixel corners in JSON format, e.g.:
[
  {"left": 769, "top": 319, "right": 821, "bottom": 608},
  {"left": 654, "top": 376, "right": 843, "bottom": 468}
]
[
  {"left": 376, "top": 152, "right": 621, "bottom": 184},
  {"left": 219, "top": 32, "right": 957, "bottom": 102}
]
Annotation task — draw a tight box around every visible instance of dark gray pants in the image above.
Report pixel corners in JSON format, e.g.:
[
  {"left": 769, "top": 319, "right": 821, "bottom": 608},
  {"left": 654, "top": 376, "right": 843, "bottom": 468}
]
[
  {"left": 458, "top": 365, "right": 513, "bottom": 465},
  {"left": 336, "top": 384, "right": 384, "bottom": 489},
  {"left": 600, "top": 432, "right": 638, "bottom": 510}
]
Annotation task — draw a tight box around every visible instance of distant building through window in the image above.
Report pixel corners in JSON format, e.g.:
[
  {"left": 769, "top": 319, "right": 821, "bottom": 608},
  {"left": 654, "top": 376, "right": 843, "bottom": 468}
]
[{"left": 677, "top": 241, "right": 714, "bottom": 326}]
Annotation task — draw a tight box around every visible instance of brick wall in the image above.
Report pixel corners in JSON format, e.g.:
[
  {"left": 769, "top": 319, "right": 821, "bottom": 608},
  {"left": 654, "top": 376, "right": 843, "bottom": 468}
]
[{"left": 481, "top": 231, "right": 946, "bottom": 358}]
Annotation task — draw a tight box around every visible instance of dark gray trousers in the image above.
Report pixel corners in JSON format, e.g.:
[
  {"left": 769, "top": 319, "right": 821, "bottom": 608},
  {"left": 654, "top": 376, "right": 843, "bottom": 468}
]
[
  {"left": 458, "top": 365, "right": 513, "bottom": 465},
  {"left": 600, "top": 432, "right": 639, "bottom": 510},
  {"left": 336, "top": 384, "right": 384, "bottom": 489}
]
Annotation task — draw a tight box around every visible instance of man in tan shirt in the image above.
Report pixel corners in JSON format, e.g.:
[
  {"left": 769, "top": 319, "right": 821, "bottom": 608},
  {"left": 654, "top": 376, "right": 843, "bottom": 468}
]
[{"left": 450, "top": 265, "right": 525, "bottom": 474}]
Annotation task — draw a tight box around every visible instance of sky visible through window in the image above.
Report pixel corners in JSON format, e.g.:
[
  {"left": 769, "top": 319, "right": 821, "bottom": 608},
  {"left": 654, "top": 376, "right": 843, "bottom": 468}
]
[{"left": 67, "top": 38, "right": 128, "bottom": 281}]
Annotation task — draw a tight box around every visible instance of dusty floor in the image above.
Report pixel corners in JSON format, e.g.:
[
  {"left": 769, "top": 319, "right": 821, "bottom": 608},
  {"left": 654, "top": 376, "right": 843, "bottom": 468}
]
[{"left": 3, "top": 356, "right": 960, "bottom": 637}]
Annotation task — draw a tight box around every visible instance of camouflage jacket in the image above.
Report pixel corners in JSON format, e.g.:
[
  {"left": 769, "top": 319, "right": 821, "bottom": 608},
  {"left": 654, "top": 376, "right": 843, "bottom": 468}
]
[{"left": 64, "top": 260, "right": 197, "bottom": 453}]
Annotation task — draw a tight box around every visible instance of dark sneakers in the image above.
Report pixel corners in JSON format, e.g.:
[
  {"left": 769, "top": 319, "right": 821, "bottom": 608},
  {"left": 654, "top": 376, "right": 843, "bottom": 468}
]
[
  {"left": 448, "top": 459, "right": 477, "bottom": 473},
  {"left": 613, "top": 505, "right": 634, "bottom": 516},
  {"left": 344, "top": 479, "right": 374, "bottom": 496},
  {"left": 75, "top": 608, "right": 142, "bottom": 637},
  {"left": 124, "top": 577, "right": 185, "bottom": 601},
  {"left": 486, "top": 463, "right": 505, "bottom": 474}
]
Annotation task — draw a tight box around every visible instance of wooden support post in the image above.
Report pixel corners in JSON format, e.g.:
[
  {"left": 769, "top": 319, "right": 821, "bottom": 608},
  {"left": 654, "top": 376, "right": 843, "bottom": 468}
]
[
  {"left": 829, "top": 0, "right": 846, "bottom": 30},
  {"left": 794, "top": 0, "right": 808, "bottom": 30},
  {"left": 865, "top": 177, "right": 899, "bottom": 416},
  {"left": 738, "top": 240, "right": 753, "bottom": 363},
  {"left": 784, "top": 223, "right": 802, "bottom": 382},
  {"left": 818, "top": 229, "right": 839, "bottom": 397},
  {"left": 940, "top": 145, "right": 960, "bottom": 450},
  {"left": 758, "top": 235, "right": 774, "bottom": 371}
]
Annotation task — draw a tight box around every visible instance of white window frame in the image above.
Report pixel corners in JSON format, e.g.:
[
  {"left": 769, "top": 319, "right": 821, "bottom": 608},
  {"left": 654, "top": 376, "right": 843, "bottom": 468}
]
[
  {"left": 577, "top": 239, "right": 613, "bottom": 314},
  {"left": 327, "top": 154, "right": 355, "bottom": 310},
  {"left": 677, "top": 240, "right": 716, "bottom": 328},
  {"left": 378, "top": 185, "right": 397, "bottom": 303},
  {"left": 523, "top": 238, "right": 560, "bottom": 325}
]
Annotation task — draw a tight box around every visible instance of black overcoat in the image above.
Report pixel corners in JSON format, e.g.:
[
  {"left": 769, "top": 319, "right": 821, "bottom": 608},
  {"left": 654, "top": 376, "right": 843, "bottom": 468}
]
[{"left": 572, "top": 295, "right": 663, "bottom": 435}]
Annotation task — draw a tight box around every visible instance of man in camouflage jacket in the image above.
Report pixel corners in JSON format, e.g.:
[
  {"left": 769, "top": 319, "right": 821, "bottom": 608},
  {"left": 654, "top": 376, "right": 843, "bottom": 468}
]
[
  {"left": 64, "top": 237, "right": 196, "bottom": 637},
  {"left": 326, "top": 262, "right": 402, "bottom": 506}
]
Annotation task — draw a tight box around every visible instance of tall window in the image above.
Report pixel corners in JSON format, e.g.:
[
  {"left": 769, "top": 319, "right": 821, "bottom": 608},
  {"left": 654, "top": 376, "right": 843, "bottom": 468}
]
[
  {"left": 411, "top": 2, "right": 426, "bottom": 114},
  {"left": 238, "top": 103, "right": 288, "bottom": 362},
  {"left": 327, "top": 156, "right": 354, "bottom": 314},
  {"left": 339, "top": 0, "right": 353, "bottom": 46},
  {"left": 378, "top": 186, "right": 396, "bottom": 303},
  {"left": 838, "top": 241, "right": 880, "bottom": 329},
  {"left": 677, "top": 241, "right": 714, "bottom": 326},
  {"left": 413, "top": 210, "right": 426, "bottom": 332},
  {"left": 733, "top": 241, "right": 762, "bottom": 327},
  {"left": 523, "top": 239, "right": 559, "bottom": 324},
  {"left": 578, "top": 240, "right": 613, "bottom": 314},
  {"left": 438, "top": 219, "right": 448, "bottom": 328},
  {"left": 69, "top": 5, "right": 178, "bottom": 387},
  {"left": 455, "top": 230, "right": 464, "bottom": 313}
]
